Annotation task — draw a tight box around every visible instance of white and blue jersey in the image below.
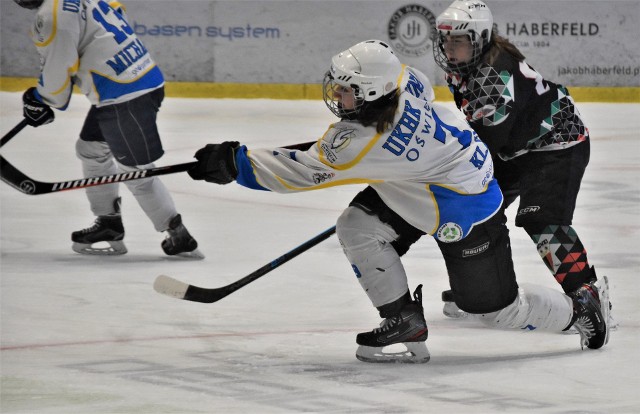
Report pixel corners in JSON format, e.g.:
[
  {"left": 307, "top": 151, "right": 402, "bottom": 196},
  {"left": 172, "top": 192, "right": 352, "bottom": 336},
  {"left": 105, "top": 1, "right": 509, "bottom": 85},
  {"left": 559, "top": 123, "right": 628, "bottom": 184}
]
[
  {"left": 29, "top": 0, "right": 163, "bottom": 109},
  {"left": 234, "top": 66, "right": 503, "bottom": 243}
]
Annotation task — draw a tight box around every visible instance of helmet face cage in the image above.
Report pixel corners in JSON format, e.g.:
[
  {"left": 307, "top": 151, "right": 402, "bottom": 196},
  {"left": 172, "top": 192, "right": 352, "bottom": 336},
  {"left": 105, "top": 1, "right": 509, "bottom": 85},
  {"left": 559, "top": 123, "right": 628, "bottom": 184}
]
[
  {"left": 433, "top": 0, "right": 493, "bottom": 77},
  {"left": 13, "top": 0, "right": 44, "bottom": 9},
  {"left": 433, "top": 31, "right": 484, "bottom": 77},
  {"left": 322, "top": 71, "right": 365, "bottom": 120}
]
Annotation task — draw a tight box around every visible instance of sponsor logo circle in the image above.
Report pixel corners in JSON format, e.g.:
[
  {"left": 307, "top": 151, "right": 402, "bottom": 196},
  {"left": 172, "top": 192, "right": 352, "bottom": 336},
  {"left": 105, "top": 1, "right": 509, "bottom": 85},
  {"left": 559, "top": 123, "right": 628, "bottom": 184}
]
[
  {"left": 388, "top": 4, "right": 437, "bottom": 57},
  {"left": 437, "top": 222, "right": 463, "bottom": 243},
  {"left": 19, "top": 180, "right": 36, "bottom": 194}
]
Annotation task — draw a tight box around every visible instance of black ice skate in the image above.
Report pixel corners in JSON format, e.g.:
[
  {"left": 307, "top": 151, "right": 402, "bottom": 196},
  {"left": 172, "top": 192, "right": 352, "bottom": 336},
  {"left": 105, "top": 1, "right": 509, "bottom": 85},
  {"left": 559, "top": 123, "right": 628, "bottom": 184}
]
[
  {"left": 161, "top": 214, "right": 204, "bottom": 259},
  {"left": 356, "top": 285, "right": 430, "bottom": 363},
  {"left": 567, "top": 275, "right": 610, "bottom": 349},
  {"left": 71, "top": 215, "right": 127, "bottom": 255}
]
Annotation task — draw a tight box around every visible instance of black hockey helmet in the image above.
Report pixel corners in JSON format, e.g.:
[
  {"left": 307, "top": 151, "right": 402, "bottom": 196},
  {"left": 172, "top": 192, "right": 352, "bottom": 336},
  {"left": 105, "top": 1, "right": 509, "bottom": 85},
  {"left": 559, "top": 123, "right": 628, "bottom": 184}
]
[{"left": 13, "top": 0, "right": 44, "bottom": 9}]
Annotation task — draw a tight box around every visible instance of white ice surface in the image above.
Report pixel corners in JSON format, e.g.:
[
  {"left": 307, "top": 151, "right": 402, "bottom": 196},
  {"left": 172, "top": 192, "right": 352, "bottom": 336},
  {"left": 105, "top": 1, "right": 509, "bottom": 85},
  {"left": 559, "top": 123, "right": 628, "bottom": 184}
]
[{"left": 1, "top": 91, "right": 639, "bottom": 413}]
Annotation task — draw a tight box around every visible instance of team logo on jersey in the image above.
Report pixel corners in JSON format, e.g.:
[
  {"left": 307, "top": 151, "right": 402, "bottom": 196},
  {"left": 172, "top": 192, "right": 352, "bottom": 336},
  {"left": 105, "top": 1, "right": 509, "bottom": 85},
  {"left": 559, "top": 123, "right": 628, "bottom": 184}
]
[
  {"left": 331, "top": 129, "right": 355, "bottom": 152},
  {"left": 437, "top": 222, "right": 463, "bottom": 243},
  {"left": 321, "top": 128, "right": 354, "bottom": 164},
  {"left": 387, "top": 4, "right": 437, "bottom": 57},
  {"left": 35, "top": 15, "right": 46, "bottom": 42}
]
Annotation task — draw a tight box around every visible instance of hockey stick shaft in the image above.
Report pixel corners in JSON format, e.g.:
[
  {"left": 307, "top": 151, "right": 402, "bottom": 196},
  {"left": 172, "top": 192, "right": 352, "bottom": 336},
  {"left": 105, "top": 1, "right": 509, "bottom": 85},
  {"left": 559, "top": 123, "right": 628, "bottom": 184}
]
[
  {"left": 1, "top": 140, "right": 316, "bottom": 195},
  {"left": 0, "top": 154, "right": 196, "bottom": 195},
  {"left": 0, "top": 119, "right": 29, "bottom": 148},
  {"left": 154, "top": 225, "right": 337, "bottom": 303}
]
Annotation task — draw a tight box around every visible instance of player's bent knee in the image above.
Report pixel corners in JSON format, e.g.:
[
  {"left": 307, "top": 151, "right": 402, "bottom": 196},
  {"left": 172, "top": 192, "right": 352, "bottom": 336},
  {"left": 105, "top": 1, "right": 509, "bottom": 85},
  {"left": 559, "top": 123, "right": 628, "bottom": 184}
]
[
  {"left": 336, "top": 206, "right": 378, "bottom": 249},
  {"left": 75, "top": 139, "right": 112, "bottom": 163}
]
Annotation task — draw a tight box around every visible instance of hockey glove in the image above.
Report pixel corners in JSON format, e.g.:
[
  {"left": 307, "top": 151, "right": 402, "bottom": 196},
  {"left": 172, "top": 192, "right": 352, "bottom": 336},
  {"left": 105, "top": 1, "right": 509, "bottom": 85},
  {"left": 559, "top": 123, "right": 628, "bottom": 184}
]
[
  {"left": 22, "top": 87, "right": 54, "bottom": 127},
  {"left": 188, "top": 141, "right": 239, "bottom": 184}
]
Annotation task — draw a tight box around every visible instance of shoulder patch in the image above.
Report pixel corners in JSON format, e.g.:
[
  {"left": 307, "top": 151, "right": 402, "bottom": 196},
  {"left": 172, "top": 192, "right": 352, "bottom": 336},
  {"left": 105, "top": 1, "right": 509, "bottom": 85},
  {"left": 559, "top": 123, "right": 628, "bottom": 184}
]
[
  {"left": 32, "top": 1, "right": 57, "bottom": 46},
  {"left": 320, "top": 128, "right": 355, "bottom": 164}
]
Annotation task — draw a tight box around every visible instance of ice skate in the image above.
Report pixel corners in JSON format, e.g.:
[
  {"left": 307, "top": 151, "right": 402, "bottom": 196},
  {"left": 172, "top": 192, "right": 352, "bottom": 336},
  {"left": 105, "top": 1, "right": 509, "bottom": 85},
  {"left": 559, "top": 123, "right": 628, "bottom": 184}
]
[
  {"left": 356, "top": 285, "right": 430, "bottom": 363},
  {"left": 441, "top": 289, "right": 469, "bottom": 319},
  {"left": 161, "top": 214, "right": 204, "bottom": 259},
  {"left": 567, "top": 275, "right": 610, "bottom": 349},
  {"left": 71, "top": 215, "right": 127, "bottom": 255}
]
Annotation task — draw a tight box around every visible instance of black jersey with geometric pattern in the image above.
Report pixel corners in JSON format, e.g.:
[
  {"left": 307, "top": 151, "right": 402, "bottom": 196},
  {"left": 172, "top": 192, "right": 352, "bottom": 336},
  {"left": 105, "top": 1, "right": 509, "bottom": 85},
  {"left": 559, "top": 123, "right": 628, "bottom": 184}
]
[{"left": 446, "top": 51, "right": 589, "bottom": 161}]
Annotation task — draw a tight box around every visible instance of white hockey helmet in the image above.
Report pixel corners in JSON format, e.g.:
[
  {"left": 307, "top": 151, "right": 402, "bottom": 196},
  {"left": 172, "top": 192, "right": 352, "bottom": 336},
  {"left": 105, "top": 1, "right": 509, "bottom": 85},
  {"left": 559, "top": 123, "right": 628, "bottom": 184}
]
[
  {"left": 323, "top": 40, "right": 402, "bottom": 119},
  {"left": 433, "top": 0, "right": 493, "bottom": 75}
]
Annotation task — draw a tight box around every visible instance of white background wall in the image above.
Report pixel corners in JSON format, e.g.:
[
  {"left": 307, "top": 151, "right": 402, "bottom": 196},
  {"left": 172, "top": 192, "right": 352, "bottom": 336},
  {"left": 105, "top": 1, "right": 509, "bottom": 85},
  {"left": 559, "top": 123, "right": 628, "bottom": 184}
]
[{"left": 1, "top": 0, "right": 639, "bottom": 87}]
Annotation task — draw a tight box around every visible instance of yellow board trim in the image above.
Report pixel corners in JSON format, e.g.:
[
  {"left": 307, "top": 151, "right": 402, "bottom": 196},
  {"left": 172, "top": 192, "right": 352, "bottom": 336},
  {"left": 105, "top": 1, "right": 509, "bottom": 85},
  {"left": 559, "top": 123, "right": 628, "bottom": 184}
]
[{"left": 0, "top": 78, "right": 638, "bottom": 102}]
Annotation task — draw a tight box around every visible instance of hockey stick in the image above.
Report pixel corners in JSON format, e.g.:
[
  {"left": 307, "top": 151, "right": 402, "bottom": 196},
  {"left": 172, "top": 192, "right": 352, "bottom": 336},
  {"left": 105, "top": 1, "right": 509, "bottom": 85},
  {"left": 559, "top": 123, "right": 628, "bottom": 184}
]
[
  {"left": 154, "top": 225, "right": 337, "bottom": 303},
  {"left": 0, "top": 119, "right": 29, "bottom": 148},
  {"left": 0, "top": 154, "right": 196, "bottom": 195}
]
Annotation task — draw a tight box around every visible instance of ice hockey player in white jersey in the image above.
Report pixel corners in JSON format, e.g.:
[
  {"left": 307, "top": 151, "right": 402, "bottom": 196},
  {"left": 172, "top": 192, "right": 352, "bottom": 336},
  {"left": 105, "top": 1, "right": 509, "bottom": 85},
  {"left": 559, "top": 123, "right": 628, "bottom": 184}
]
[
  {"left": 188, "top": 40, "right": 609, "bottom": 362},
  {"left": 13, "top": 0, "right": 203, "bottom": 258}
]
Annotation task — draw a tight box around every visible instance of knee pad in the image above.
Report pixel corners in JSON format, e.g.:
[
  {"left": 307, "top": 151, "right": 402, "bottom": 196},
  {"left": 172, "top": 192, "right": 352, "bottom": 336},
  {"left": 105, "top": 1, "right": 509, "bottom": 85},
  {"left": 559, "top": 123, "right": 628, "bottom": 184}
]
[
  {"left": 76, "top": 139, "right": 112, "bottom": 163},
  {"left": 349, "top": 186, "right": 424, "bottom": 256},
  {"left": 337, "top": 206, "right": 399, "bottom": 268},
  {"left": 337, "top": 207, "right": 409, "bottom": 307}
]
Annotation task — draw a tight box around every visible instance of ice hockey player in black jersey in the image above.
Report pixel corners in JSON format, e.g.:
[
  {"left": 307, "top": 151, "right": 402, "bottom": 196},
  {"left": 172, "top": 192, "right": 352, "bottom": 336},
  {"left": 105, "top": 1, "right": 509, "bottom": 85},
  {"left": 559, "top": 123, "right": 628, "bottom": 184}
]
[{"left": 433, "top": 0, "right": 610, "bottom": 324}]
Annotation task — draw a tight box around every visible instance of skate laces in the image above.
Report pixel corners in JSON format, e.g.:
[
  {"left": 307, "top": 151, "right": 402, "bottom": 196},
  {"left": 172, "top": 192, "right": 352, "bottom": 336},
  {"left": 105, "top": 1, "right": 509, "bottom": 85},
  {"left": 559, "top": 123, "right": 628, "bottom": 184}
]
[
  {"left": 374, "top": 315, "right": 402, "bottom": 333},
  {"left": 373, "top": 285, "right": 424, "bottom": 334},
  {"left": 78, "top": 220, "right": 100, "bottom": 234},
  {"left": 77, "top": 215, "right": 121, "bottom": 234},
  {"left": 78, "top": 217, "right": 107, "bottom": 234}
]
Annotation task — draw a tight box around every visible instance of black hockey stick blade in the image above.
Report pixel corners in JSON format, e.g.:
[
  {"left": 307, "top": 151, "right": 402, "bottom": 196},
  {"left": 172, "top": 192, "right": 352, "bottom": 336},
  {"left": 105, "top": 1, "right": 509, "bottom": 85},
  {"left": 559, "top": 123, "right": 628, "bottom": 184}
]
[
  {"left": 0, "top": 119, "right": 29, "bottom": 148},
  {"left": 154, "top": 225, "right": 337, "bottom": 303},
  {"left": 0, "top": 154, "right": 196, "bottom": 195}
]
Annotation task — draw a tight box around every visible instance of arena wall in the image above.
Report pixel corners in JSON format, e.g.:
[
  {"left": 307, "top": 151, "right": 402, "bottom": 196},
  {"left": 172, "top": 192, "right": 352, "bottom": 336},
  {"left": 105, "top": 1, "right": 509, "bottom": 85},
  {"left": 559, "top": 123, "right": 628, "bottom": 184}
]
[{"left": 1, "top": 0, "right": 638, "bottom": 101}]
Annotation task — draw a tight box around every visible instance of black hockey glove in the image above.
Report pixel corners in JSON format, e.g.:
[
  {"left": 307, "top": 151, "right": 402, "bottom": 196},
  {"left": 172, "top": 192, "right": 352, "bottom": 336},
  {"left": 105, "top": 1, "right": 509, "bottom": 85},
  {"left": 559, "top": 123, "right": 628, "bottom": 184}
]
[
  {"left": 452, "top": 89, "right": 464, "bottom": 110},
  {"left": 188, "top": 141, "right": 240, "bottom": 184},
  {"left": 22, "top": 87, "right": 54, "bottom": 127}
]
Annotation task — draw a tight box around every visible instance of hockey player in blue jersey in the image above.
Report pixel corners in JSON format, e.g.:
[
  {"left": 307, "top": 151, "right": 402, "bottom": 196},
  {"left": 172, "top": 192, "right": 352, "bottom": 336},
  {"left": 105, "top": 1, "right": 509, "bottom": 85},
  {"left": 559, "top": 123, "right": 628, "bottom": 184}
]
[
  {"left": 187, "top": 40, "right": 609, "bottom": 362},
  {"left": 14, "top": 0, "right": 202, "bottom": 258},
  {"left": 432, "top": 0, "right": 609, "bottom": 324}
]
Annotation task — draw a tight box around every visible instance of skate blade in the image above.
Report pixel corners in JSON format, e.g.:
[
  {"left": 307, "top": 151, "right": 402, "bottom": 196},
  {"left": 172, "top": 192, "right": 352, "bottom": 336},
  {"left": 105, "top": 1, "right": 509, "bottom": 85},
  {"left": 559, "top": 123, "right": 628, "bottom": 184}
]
[
  {"left": 72, "top": 241, "right": 127, "bottom": 256},
  {"left": 356, "top": 342, "right": 430, "bottom": 364},
  {"left": 167, "top": 248, "right": 205, "bottom": 260}
]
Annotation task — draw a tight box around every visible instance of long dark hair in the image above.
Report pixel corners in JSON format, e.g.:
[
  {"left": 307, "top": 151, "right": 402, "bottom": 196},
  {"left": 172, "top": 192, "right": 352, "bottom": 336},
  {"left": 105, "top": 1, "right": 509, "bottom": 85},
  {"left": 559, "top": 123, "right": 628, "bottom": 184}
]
[
  {"left": 356, "top": 91, "right": 400, "bottom": 133},
  {"left": 483, "top": 29, "right": 526, "bottom": 65}
]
